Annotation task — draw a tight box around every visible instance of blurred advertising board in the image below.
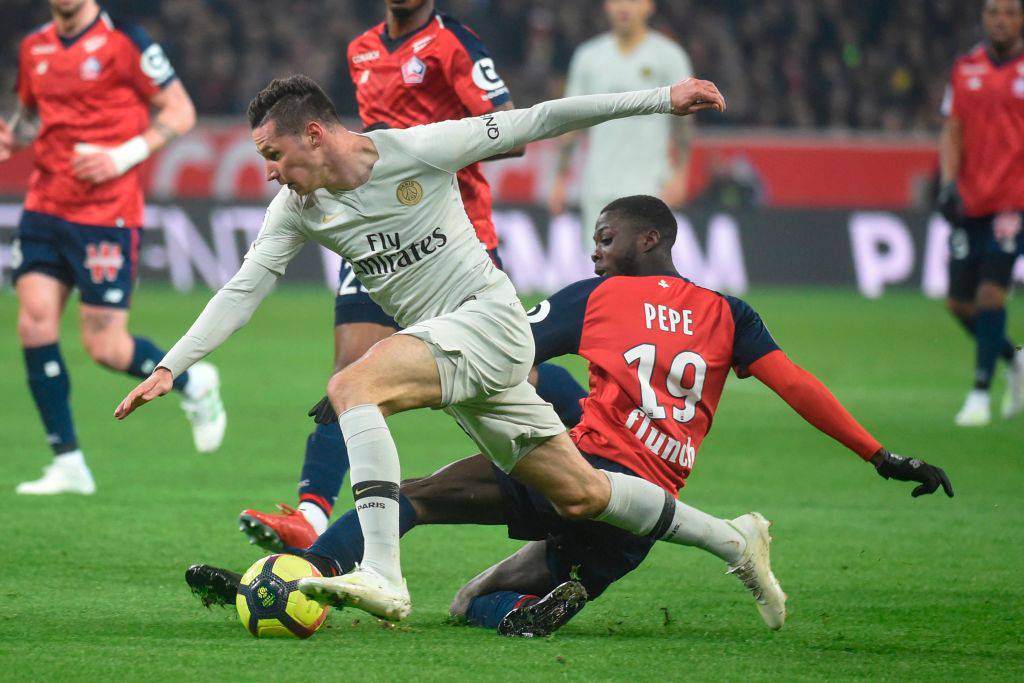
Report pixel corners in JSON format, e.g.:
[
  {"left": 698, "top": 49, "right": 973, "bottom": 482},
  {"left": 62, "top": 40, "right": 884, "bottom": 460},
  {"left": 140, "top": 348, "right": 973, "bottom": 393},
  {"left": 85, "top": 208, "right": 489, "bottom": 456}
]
[
  {"left": 1, "top": 200, "right": 1019, "bottom": 298},
  {"left": 0, "top": 123, "right": 939, "bottom": 209}
]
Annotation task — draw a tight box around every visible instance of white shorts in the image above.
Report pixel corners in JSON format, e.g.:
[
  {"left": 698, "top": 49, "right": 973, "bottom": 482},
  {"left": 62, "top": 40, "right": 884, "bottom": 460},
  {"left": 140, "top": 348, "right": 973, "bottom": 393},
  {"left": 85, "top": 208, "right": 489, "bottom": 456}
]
[{"left": 399, "top": 294, "right": 565, "bottom": 472}]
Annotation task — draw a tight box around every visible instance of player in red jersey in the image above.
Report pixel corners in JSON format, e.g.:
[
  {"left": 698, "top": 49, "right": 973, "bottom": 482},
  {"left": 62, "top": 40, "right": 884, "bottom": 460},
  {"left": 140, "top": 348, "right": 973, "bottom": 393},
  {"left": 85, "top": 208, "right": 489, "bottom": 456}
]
[
  {"left": 0, "top": 0, "right": 224, "bottom": 495},
  {"left": 938, "top": 0, "right": 1024, "bottom": 427},
  {"left": 189, "top": 196, "right": 952, "bottom": 636},
  {"left": 238, "top": 0, "right": 587, "bottom": 546}
]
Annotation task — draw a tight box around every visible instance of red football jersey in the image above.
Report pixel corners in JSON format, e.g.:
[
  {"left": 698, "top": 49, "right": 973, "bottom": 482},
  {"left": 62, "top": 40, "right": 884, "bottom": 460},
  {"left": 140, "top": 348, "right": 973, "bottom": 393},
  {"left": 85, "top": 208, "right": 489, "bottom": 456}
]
[
  {"left": 530, "top": 275, "right": 778, "bottom": 494},
  {"left": 14, "top": 12, "right": 175, "bottom": 228},
  {"left": 347, "top": 13, "right": 511, "bottom": 250},
  {"left": 943, "top": 44, "right": 1024, "bottom": 217}
]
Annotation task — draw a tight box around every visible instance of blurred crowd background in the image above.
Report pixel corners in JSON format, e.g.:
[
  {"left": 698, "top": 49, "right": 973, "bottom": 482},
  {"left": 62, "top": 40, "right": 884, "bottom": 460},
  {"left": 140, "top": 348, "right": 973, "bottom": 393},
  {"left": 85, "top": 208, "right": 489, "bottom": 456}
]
[{"left": 2, "top": 0, "right": 982, "bottom": 131}]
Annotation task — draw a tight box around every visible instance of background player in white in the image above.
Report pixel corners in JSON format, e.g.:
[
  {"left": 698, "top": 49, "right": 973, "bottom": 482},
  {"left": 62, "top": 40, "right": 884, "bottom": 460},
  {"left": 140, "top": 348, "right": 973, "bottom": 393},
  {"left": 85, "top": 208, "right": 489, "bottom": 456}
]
[
  {"left": 548, "top": 0, "right": 695, "bottom": 235},
  {"left": 114, "top": 74, "right": 728, "bottom": 622}
]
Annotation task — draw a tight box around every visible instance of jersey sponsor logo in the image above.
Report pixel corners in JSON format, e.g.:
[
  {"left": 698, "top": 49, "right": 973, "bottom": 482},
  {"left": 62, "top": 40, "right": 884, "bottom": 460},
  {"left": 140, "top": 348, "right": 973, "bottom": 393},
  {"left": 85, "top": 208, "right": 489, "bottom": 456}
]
[
  {"left": 396, "top": 179, "right": 424, "bottom": 206},
  {"left": 471, "top": 57, "right": 506, "bottom": 93},
  {"left": 352, "top": 50, "right": 380, "bottom": 64},
  {"left": 959, "top": 63, "right": 989, "bottom": 76},
  {"left": 30, "top": 44, "right": 57, "bottom": 55},
  {"left": 83, "top": 35, "right": 107, "bottom": 53},
  {"left": 624, "top": 408, "right": 697, "bottom": 468},
  {"left": 140, "top": 43, "right": 174, "bottom": 84},
  {"left": 80, "top": 56, "right": 102, "bottom": 81},
  {"left": 352, "top": 227, "right": 449, "bottom": 277},
  {"left": 412, "top": 35, "right": 434, "bottom": 53},
  {"left": 401, "top": 55, "right": 427, "bottom": 84},
  {"left": 85, "top": 242, "right": 124, "bottom": 284}
]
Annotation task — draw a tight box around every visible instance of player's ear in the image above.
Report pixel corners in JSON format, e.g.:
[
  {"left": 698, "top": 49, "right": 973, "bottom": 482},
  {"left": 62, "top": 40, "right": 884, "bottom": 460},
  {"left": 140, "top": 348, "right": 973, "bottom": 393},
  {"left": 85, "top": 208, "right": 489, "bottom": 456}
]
[
  {"left": 306, "top": 121, "right": 324, "bottom": 149},
  {"left": 638, "top": 229, "right": 661, "bottom": 253}
]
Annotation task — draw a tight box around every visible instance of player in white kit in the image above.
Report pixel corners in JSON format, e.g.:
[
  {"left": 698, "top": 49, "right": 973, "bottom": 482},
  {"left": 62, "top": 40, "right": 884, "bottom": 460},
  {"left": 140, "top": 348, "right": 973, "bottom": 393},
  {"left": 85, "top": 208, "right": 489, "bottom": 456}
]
[
  {"left": 114, "top": 74, "right": 731, "bottom": 622},
  {"left": 549, "top": 0, "right": 695, "bottom": 234}
]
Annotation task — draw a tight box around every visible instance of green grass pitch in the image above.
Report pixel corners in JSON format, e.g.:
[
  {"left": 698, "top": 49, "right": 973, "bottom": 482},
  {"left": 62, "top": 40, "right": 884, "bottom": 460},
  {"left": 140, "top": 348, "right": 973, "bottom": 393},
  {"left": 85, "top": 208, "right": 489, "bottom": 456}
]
[{"left": 0, "top": 285, "right": 1021, "bottom": 681}]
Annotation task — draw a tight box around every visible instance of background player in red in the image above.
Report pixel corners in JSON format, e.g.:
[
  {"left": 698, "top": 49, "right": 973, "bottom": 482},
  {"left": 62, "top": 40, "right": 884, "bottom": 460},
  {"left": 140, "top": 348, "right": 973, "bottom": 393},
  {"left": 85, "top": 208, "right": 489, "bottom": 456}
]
[
  {"left": 190, "top": 195, "right": 952, "bottom": 637},
  {"left": 938, "top": 0, "right": 1024, "bottom": 427},
  {"left": 238, "top": 0, "right": 587, "bottom": 545},
  {"left": 0, "top": 0, "right": 224, "bottom": 495}
]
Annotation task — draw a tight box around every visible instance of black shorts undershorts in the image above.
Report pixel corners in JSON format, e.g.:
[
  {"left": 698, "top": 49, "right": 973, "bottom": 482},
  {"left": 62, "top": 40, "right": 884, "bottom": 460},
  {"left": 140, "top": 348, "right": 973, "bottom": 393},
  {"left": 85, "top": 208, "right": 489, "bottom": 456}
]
[
  {"left": 333, "top": 247, "right": 504, "bottom": 327},
  {"left": 492, "top": 453, "right": 657, "bottom": 600},
  {"left": 947, "top": 213, "right": 1024, "bottom": 301}
]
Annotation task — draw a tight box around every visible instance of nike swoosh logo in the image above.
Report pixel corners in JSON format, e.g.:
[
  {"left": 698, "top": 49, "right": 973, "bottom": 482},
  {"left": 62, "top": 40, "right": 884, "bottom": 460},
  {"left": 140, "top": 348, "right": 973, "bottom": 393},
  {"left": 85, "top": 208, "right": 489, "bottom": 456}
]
[
  {"left": 322, "top": 213, "right": 343, "bottom": 223},
  {"left": 353, "top": 486, "right": 381, "bottom": 496}
]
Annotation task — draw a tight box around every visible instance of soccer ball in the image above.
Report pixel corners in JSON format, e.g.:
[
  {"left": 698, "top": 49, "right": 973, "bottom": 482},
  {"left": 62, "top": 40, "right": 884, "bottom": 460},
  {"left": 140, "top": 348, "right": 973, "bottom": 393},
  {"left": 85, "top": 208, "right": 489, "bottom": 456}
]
[{"left": 236, "top": 554, "right": 329, "bottom": 638}]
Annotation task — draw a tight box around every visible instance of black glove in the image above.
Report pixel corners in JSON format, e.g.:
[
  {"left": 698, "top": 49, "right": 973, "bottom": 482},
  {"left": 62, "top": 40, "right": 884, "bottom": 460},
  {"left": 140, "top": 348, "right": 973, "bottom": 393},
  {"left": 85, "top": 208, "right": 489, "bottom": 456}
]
[
  {"left": 874, "top": 449, "right": 954, "bottom": 498},
  {"left": 937, "top": 180, "right": 962, "bottom": 225},
  {"left": 308, "top": 395, "right": 337, "bottom": 425}
]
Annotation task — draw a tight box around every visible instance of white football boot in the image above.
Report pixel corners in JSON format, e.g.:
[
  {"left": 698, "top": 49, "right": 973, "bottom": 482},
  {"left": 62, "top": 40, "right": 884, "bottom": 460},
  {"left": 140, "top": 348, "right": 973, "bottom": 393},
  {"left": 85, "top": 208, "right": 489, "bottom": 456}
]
[
  {"left": 299, "top": 565, "right": 411, "bottom": 622},
  {"left": 954, "top": 389, "right": 991, "bottom": 427},
  {"left": 726, "top": 512, "right": 786, "bottom": 630},
  {"left": 180, "top": 362, "right": 226, "bottom": 453},
  {"left": 1002, "top": 348, "right": 1024, "bottom": 419},
  {"left": 16, "top": 451, "right": 96, "bottom": 495}
]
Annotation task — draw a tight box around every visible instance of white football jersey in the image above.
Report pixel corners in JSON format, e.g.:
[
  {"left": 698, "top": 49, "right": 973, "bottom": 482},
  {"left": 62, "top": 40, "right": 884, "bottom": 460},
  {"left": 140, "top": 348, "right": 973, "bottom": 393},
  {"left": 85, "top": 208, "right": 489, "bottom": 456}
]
[{"left": 566, "top": 31, "right": 692, "bottom": 204}]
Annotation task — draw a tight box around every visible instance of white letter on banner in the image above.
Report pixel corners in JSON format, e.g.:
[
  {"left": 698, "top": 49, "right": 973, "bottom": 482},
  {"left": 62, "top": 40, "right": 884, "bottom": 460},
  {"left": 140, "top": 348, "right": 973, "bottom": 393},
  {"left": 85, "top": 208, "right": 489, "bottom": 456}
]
[
  {"left": 921, "top": 214, "right": 951, "bottom": 299},
  {"left": 670, "top": 213, "right": 748, "bottom": 294},
  {"left": 849, "top": 212, "right": 914, "bottom": 298},
  {"left": 158, "top": 205, "right": 225, "bottom": 290}
]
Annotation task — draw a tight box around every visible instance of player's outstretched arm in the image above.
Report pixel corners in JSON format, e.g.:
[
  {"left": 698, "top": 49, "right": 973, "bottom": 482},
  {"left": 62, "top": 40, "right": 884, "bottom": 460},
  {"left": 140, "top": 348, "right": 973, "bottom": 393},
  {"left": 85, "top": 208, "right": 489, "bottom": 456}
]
[
  {"left": 114, "top": 260, "right": 278, "bottom": 419},
  {"left": 404, "top": 78, "right": 724, "bottom": 174},
  {"left": 748, "top": 350, "right": 953, "bottom": 498}
]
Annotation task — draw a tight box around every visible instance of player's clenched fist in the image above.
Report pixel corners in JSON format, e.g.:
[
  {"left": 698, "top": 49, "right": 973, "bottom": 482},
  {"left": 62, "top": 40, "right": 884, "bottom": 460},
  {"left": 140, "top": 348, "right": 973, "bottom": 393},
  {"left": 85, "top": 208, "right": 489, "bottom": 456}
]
[
  {"left": 669, "top": 77, "right": 726, "bottom": 116},
  {"left": 115, "top": 368, "right": 174, "bottom": 419}
]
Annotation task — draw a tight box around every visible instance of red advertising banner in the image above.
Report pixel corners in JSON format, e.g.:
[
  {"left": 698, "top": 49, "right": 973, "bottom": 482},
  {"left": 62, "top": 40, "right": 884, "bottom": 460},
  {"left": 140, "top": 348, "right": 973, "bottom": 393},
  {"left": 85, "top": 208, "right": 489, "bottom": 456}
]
[{"left": 0, "top": 123, "right": 938, "bottom": 209}]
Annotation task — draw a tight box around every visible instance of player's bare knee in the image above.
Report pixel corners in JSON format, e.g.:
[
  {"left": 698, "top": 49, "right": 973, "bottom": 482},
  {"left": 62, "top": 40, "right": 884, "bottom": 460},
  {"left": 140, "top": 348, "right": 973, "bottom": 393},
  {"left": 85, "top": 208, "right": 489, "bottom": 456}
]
[
  {"left": 975, "top": 283, "right": 1007, "bottom": 310},
  {"left": 551, "top": 487, "right": 604, "bottom": 521},
  {"left": 16, "top": 309, "right": 59, "bottom": 346}
]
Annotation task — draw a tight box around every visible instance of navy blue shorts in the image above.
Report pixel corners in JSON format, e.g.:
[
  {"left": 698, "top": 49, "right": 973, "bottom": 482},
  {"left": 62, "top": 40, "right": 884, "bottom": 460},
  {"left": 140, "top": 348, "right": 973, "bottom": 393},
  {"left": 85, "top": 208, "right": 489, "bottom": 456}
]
[
  {"left": 333, "top": 247, "right": 504, "bottom": 327},
  {"left": 948, "top": 213, "right": 1024, "bottom": 301},
  {"left": 12, "top": 210, "right": 138, "bottom": 309},
  {"left": 493, "top": 453, "right": 657, "bottom": 600}
]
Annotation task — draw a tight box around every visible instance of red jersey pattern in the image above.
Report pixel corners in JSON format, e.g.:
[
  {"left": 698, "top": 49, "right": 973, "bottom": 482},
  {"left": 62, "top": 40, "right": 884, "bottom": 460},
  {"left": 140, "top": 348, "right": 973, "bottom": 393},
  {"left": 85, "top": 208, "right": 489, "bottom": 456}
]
[
  {"left": 530, "top": 275, "right": 778, "bottom": 494},
  {"left": 14, "top": 12, "right": 176, "bottom": 227},
  {"left": 943, "top": 44, "right": 1024, "bottom": 217},
  {"left": 347, "top": 13, "right": 511, "bottom": 250}
]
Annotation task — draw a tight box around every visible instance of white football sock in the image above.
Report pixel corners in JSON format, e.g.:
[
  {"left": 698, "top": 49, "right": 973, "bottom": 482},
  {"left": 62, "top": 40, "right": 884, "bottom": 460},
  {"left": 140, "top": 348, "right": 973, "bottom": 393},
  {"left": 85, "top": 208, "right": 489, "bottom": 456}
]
[
  {"left": 338, "top": 405, "right": 402, "bottom": 584},
  {"left": 54, "top": 450, "right": 86, "bottom": 468},
  {"left": 297, "top": 501, "right": 329, "bottom": 536},
  {"left": 660, "top": 500, "right": 747, "bottom": 564},
  {"left": 594, "top": 470, "right": 668, "bottom": 536}
]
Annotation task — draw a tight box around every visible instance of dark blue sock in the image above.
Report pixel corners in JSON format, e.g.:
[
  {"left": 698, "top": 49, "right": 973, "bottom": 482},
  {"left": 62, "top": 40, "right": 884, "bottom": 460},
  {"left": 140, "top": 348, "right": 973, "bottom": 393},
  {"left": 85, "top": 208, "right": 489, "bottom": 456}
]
[
  {"left": 535, "top": 363, "right": 586, "bottom": 427},
  {"left": 974, "top": 308, "right": 1007, "bottom": 390},
  {"left": 954, "top": 314, "right": 1016, "bottom": 361},
  {"left": 24, "top": 344, "right": 78, "bottom": 455},
  {"left": 466, "top": 591, "right": 534, "bottom": 629},
  {"left": 297, "top": 421, "right": 350, "bottom": 515},
  {"left": 307, "top": 494, "right": 419, "bottom": 574},
  {"left": 129, "top": 336, "right": 189, "bottom": 391}
]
